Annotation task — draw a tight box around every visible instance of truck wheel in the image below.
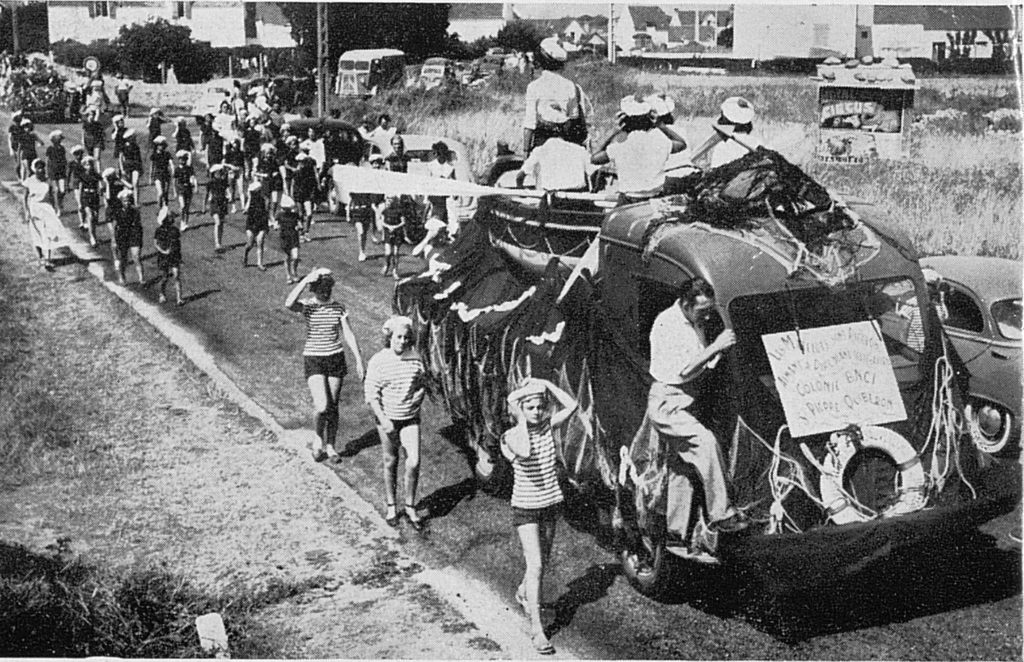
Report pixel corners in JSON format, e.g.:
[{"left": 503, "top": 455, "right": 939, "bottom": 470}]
[
  {"left": 620, "top": 533, "right": 671, "bottom": 598},
  {"left": 966, "top": 400, "right": 1019, "bottom": 457}
]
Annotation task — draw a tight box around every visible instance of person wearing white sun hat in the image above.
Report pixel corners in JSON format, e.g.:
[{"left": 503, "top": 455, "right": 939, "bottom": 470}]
[
  {"left": 591, "top": 93, "right": 687, "bottom": 202},
  {"left": 710, "top": 96, "right": 762, "bottom": 168},
  {"left": 523, "top": 37, "right": 589, "bottom": 154}
]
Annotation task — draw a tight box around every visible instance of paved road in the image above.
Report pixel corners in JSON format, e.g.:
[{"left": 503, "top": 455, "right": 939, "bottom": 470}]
[{"left": 7, "top": 110, "right": 1021, "bottom": 660}]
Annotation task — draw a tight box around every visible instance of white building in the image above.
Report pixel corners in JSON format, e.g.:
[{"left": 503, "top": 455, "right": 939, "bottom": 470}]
[
  {"left": 447, "top": 2, "right": 513, "bottom": 42},
  {"left": 46, "top": 1, "right": 295, "bottom": 49},
  {"left": 732, "top": 5, "right": 860, "bottom": 60},
  {"left": 870, "top": 5, "right": 1019, "bottom": 61}
]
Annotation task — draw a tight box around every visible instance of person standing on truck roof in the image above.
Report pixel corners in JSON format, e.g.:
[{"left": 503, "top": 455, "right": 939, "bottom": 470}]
[
  {"left": 710, "top": 96, "right": 761, "bottom": 168},
  {"left": 591, "top": 95, "right": 687, "bottom": 203},
  {"left": 646, "top": 278, "right": 749, "bottom": 547},
  {"left": 522, "top": 38, "right": 587, "bottom": 155}
]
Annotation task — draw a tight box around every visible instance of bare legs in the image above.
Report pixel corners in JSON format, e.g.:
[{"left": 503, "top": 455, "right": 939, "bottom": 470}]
[
  {"left": 242, "top": 229, "right": 266, "bottom": 269},
  {"left": 516, "top": 518, "right": 558, "bottom": 652},
  {"left": 306, "top": 374, "right": 342, "bottom": 459},
  {"left": 158, "top": 265, "right": 183, "bottom": 305},
  {"left": 378, "top": 422, "right": 421, "bottom": 524}
]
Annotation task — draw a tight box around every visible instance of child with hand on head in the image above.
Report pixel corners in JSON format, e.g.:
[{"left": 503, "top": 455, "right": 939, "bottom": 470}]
[{"left": 501, "top": 377, "right": 579, "bottom": 656}]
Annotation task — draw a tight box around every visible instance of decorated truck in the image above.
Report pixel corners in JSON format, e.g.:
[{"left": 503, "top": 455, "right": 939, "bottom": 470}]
[{"left": 393, "top": 147, "right": 1013, "bottom": 597}]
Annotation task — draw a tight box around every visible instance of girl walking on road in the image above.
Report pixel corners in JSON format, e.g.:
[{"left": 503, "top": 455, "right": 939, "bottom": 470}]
[
  {"left": 78, "top": 156, "right": 102, "bottom": 246},
  {"left": 242, "top": 180, "right": 269, "bottom": 270},
  {"left": 82, "top": 108, "right": 105, "bottom": 167},
  {"left": 205, "top": 163, "right": 230, "bottom": 253},
  {"left": 277, "top": 195, "right": 301, "bottom": 283},
  {"left": 44, "top": 130, "right": 68, "bottom": 215},
  {"left": 153, "top": 205, "right": 184, "bottom": 305},
  {"left": 150, "top": 136, "right": 172, "bottom": 208},
  {"left": 500, "top": 378, "right": 579, "bottom": 656},
  {"left": 22, "top": 158, "right": 68, "bottom": 270},
  {"left": 364, "top": 316, "right": 428, "bottom": 531},
  {"left": 173, "top": 150, "right": 196, "bottom": 231},
  {"left": 285, "top": 268, "right": 365, "bottom": 463},
  {"left": 173, "top": 117, "right": 194, "bottom": 162},
  {"left": 111, "top": 188, "right": 144, "bottom": 285}
]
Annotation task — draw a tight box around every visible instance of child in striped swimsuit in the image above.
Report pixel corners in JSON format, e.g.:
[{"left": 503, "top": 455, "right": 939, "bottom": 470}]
[
  {"left": 285, "top": 268, "right": 365, "bottom": 462},
  {"left": 365, "top": 316, "right": 427, "bottom": 530},
  {"left": 500, "top": 377, "right": 579, "bottom": 656}
]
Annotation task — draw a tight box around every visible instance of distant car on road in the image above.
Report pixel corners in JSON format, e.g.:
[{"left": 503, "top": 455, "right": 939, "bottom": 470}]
[
  {"left": 418, "top": 57, "right": 458, "bottom": 90},
  {"left": 921, "top": 255, "right": 1022, "bottom": 456}
]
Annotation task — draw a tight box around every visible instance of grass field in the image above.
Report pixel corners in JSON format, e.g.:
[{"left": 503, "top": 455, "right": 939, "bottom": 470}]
[{"left": 358, "top": 61, "right": 1022, "bottom": 259}]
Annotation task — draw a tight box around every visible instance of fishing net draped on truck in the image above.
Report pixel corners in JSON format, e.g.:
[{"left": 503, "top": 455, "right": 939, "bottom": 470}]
[{"left": 395, "top": 148, "right": 1013, "bottom": 596}]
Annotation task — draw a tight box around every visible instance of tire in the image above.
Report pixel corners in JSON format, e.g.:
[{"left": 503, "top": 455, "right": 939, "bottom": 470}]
[
  {"left": 620, "top": 532, "right": 672, "bottom": 598},
  {"left": 966, "top": 400, "right": 1019, "bottom": 457}
]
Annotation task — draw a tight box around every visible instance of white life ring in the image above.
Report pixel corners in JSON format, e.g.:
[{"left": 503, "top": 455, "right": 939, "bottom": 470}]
[{"left": 819, "top": 425, "right": 927, "bottom": 525}]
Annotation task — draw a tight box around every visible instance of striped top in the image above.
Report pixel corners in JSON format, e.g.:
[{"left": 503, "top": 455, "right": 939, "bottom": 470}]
[
  {"left": 509, "top": 422, "right": 563, "bottom": 510},
  {"left": 364, "top": 349, "right": 426, "bottom": 421},
  {"left": 301, "top": 300, "right": 348, "bottom": 357}
]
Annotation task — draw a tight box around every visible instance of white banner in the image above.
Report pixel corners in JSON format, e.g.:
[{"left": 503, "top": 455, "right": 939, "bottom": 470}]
[{"left": 761, "top": 321, "right": 907, "bottom": 438}]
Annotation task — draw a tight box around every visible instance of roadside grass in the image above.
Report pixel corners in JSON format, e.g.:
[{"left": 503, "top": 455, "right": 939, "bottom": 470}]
[
  {"left": 337, "top": 61, "right": 1021, "bottom": 259},
  {"left": 1, "top": 538, "right": 308, "bottom": 657},
  {"left": 0, "top": 241, "right": 289, "bottom": 658}
]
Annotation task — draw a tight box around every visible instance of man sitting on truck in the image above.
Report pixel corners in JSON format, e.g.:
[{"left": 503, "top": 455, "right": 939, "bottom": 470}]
[{"left": 647, "top": 278, "right": 749, "bottom": 543}]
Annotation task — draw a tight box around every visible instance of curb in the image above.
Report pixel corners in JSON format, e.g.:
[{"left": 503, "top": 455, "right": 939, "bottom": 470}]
[{"left": 2, "top": 180, "right": 568, "bottom": 660}]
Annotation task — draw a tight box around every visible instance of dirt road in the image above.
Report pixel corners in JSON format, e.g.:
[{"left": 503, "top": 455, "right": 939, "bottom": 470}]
[{"left": 1, "top": 110, "right": 1020, "bottom": 660}]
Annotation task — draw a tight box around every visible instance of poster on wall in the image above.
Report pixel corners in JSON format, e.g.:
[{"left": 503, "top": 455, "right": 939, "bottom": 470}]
[{"left": 761, "top": 320, "right": 907, "bottom": 438}]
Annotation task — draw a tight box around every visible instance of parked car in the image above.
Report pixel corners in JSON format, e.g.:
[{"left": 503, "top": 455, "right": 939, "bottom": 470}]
[
  {"left": 921, "top": 255, "right": 1022, "bottom": 456},
  {"left": 418, "top": 57, "right": 458, "bottom": 90}
]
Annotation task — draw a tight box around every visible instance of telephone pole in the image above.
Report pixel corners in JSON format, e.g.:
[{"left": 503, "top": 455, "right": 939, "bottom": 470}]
[
  {"left": 608, "top": 3, "right": 616, "bottom": 64},
  {"left": 316, "top": 1, "right": 329, "bottom": 117}
]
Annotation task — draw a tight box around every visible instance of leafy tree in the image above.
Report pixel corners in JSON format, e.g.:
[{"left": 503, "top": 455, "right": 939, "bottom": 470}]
[
  {"left": 280, "top": 2, "right": 451, "bottom": 66},
  {"left": 494, "top": 21, "right": 544, "bottom": 55},
  {"left": 0, "top": 2, "right": 49, "bottom": 54},
  {"left": 114, "top": 18, "right": 191, "bottom": 82}
]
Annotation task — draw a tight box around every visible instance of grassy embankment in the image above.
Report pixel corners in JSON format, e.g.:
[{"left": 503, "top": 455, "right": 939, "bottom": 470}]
[
  {"left": 0, "top": 239, "right": 288, "bottom": 657},
  {"left": 343, "top": 60, "right": 1022, "bottom": 259}
]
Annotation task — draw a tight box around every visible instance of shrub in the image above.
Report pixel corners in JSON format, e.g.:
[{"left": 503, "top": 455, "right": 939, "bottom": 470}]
[{"left": 50, "top": 39, "right": 118, "bottom": 74}]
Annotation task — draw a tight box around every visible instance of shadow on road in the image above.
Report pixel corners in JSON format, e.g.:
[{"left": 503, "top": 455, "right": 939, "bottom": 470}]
[
  {"left": 548, "top": 563, "right": 621, "bottom": 637},
  {"left": 643, "top": 528, "right": 1021, "bottom": 644},
  {"left": 180, "top": 289, "right": 222, "bottom": 305},
  {"left": 419, "top": 477, "right": 477, "bottom": 520},
  {"left": 340, "top": 427, "right": 380, "bottom": 457}
]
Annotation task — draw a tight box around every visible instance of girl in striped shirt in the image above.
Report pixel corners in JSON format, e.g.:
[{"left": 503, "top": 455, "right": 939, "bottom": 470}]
[
  {"left": 285, "top": 268, "right": 365, "bottom": 462},
  {"left": 501, "top": 377, "right": 578, "bottom": 656},
  {"left": 364, "top": 316, "right": 427, "bottom": 530}
]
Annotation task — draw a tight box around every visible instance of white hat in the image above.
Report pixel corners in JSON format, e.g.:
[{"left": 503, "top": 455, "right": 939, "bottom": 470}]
[
  {"left": 507, "top": 378, "right": 547, "bottom": 406},
  {"left": 247, "top": 180, "right": 262, "bottom": 192},
  {"left": 71, "top": 144, "right": 85, "bottom": 154},
  {"left": 721, "top": 96, "right": 755, "bottom": 125},
  {"left": 382, "top": 315, "right": 413, "bottom": 334},
  {"left": 153, "top": 135, "right": 167, "bottom": 144},
  {"left": 156, "top": 206, "right": 171, "bottom": 223},
  {"left": 117, "top": 188, "right": 134, "bottom": 200},
  {"left": 112, "top": 114, "right": 124, "bottom": 123},
  {"left": 645, "top": 93, "right": 675, "bottom": 117},
  {"left": 921, "top": 266, "right": 943, "bottom": 285},
  {"left": 619, "top": 94, "right": 651, "bottom": 117},
  {"left": 176, "top": 149, "right": 190, "bottom": 158},
  {"left": 279, "top": 194, "right": 295, "bottom": 208},
  {"left": 48, "top": 130, "right": 63, "bottom": 141},
  {"left": 539, "top": 37, "right": 568, "bottom": 63},
  {"left": 123, "top": 128, "right": 136, "bottom": 138},
  {"left": 208, "top": 163, "right": 225, "bottom": 173},
  {"left": 149, "top": 107, "right": 161, "bottom": 115},
  {"left": 102, "top": 166, "right": 116, "bottom": 177},
  {"left": 89, "top": 79, "right": 103, "bottom": 88},
  {"left": 295, "top": 152, "right": 307, "bottom": 161},
  {"left": 19, "top": 118, "right": 32, "bottom": 126},
  {"left": 368, "top": 153, "right": 384, "bottom": 163}
]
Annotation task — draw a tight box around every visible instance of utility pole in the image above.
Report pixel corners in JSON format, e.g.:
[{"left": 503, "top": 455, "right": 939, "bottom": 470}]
[
  {"left": 316, "top": 1, "right": 328, "bottom": 118},
  {"left": 608, "top": 2, "right": 615, "bottom": 64}
]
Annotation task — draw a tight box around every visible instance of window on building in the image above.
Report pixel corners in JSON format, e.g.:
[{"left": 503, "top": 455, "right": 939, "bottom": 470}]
[
  {"left": 812, "top": 23, "right": 830, "bottom": 47},
  {"left": 861, "top": 30, "right": 869, "bottom": 39},
  {"left": 172, "top": 1, "right": 192, "bottom": 19},
  {"left": 91, "top": 2, "right": 113, "bottom": 18}
]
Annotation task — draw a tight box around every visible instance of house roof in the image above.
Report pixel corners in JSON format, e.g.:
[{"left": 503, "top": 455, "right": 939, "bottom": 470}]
[
  {"left": 874, "top": 5, "right": 1016, "bottom": 31},
  {"left": 255, "top": 2, "right": 289, "bottom": 27},
  {"left": 577, "top": 14, "right": 608, "bottom": 28},
  {"left": 449, "top": 3, "right": 507, "bottom": 22},
  {"left": 628, "top": 5, "right": 671, "bottom": 31},
  {"left": 520, "top": 17, "right": 574, "bottom": 35}
]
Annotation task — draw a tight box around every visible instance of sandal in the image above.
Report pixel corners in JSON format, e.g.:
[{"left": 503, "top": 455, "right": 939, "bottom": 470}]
[
  {"left": 531, "top": 633, "right": 555, "bottom": 656},
  {"left": 404, "top": 505, "right": 424, "bottom": 532},
  {"left": 385, "top": 504, "right": 400, "bottom": 528}
]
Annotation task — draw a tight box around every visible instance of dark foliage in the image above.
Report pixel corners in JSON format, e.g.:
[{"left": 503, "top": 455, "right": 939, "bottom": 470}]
[
  {"left": 112, "top": 19, "right": 214, "bottom": 83},
  {"left": 0, "top": 3, "right": 50, "bottom": 55},
  {"left": 494, "top": 20, "right": 544, "bottom": 55},
  {"left": 51, "top": 39, "right": 119, "bottom": 73},
  {"left": 280, "top": 2, "right": 451, "bottom": 67}
]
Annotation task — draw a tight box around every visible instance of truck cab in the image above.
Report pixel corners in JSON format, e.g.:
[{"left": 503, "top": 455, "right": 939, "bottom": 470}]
[{"left": 335, "top": 48, "right": 405, "bottom": 98}]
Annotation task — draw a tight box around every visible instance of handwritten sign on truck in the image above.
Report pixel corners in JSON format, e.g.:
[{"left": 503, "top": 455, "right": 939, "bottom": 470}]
[{"left": 761, "top": 320, "right": 907, "bottom": 438}]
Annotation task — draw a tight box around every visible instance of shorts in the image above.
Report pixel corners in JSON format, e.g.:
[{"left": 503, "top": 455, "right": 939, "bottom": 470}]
[
  {"left": 303, "top": 352, "right": 347, "bottom": 379},
  {"left": 280, "top": 230, "right": 299, "bottom": 252},
  {"left": 350, "top": 205, "right": 374, "bottom": 226},
  {"left": 80, "top": 191, "right": 100, "bottom": 211},
  {"left": 383, "top": 224, "right": 404, "bottom": 247},
  {"left": 379, "top": 416, "right": 421, "bottom": 438},
  {"left": 511, "top": 502, "right": 563, "bottom": 528},
  {"left": 157, "top": 253, "right": 181, "bottom": 272},
  {"left": 115, "top": 223, "right": 143, "bottom": 252},
  {"left": 246, "top": 216, "right": 269, "bottom": 234},
  {"left": 209, "top": 196, "right": 228, "bottom": 217}
]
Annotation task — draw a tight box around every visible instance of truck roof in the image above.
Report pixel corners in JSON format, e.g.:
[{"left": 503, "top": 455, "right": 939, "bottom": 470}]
[
  {"left": 814, "top": 57, "right": 917, "bottom": 91},
  {"left": 339, "top": 49, "right": 404, "bottom": 60}
]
